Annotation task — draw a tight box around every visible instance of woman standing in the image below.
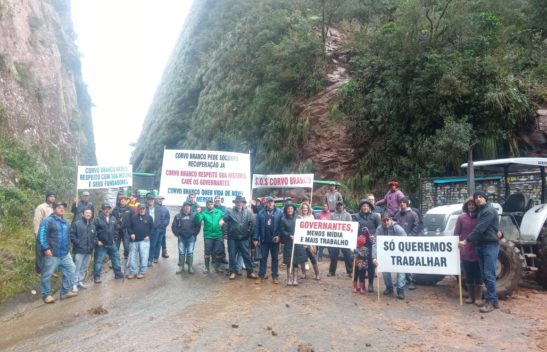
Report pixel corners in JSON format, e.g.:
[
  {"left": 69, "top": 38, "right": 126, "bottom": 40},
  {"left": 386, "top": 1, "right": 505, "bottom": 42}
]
[
  {"left": 299, "top": 202, "right": 320, "bottom": 280},
  {"left": 456, "top": 198, "right": 482, "bottom": 304},
  {"left": 280, "top": 203, "right": 307, "bottom": 285}
]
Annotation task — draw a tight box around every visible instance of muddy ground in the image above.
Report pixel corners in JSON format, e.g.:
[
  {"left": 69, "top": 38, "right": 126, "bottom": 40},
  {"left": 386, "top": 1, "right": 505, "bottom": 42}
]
[{"left": 1, "top": 222, "right": 546, "bottom": 351}]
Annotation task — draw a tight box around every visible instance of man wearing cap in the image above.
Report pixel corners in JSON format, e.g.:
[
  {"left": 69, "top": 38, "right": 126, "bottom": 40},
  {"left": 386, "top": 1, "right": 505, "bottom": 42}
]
[
  {"left": 128, "top": 204, "right": 154, "bottom": 278},
  {"left": 70, "top": 208, "right": 96, "bottom": 291},
  {"left": 93, "top": 203, "right": 124, "bottom": 283},
  {"left": 253, "top": 196, "right": 283, "bottom": 284},
  {"left": 220, "top": 195, "right": 258, "bottom": 280},
  {"left": 71, "top": 191, "right": 95, "bottom": 224},
  {"left": 196, "top": 199, "right": 225, "bottom": 273},
  {"left": 112, "top": 194, "right": 132, "bottom": 260},
  {"left": 38, "top": 201, "right": 77, "bottom": 303},
  {"left": 327, "top": 201, "right": 353, "bottom": 277},
  {"left": 460, "top": 191, "right": 501, "bottom": 313},
  {"left": 375, "top": 179, "right": 405, "bottom": 217},
  {"left": 323, "top": 182, "right": 343, "bottom": 212},
  {"left": 33, "top": 191, "right": 56, "bottom": 274},
  {"left": 372, "top": 213, "right": 408, "bottom": 299},
  {"left": 172, "top": 201, "right": 200, "bottom": 274},
  {"left": 352, "top": 199, "right": 380, "bottom": 291},
  {"left": 149, "top": 195, "right": 171, "bottom": 263}
]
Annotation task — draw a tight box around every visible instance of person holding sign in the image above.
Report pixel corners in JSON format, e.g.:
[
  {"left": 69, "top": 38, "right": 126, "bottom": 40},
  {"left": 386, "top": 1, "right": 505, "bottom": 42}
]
[
  {"left": 196, "top": 200, "right": 225, "bottom": 273},
  {"left": 372, "top": 213, "right": 407, "bottom": 299},
  {"left": 253, "top": 196, "right": 283, "bottom": 284},
  {"left": 281, "top": 203, "right": 307, "bottom": 286},
  {"left": 299, "top": 202, "right": 320, "bottom": 280},
  {"left": 327, "top": 202, "right": 353, "bottom": 277},
  {"left": 394, "top": 197, "right": 420, "bottom": 291},
  {"left": 71, "top": 191, "right": 95, "bottom": 224}
]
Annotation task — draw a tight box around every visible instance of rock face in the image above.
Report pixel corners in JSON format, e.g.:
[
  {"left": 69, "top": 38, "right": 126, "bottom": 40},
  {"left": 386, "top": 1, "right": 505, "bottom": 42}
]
[{"left": 0, "top": 0, "right": 95, "bottom": 173}]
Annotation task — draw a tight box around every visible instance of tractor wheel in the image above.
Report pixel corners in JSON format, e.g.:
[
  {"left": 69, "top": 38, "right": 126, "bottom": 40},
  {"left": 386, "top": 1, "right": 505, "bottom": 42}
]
[
  {"left": 495, "top": 238, "right": 525, "bottom": 298},
  {"left": 535, "top": 225, "right": 547, "bottom": 289},
  {"left": 413, "top": 274, "right": 445, "bottom": 286}
]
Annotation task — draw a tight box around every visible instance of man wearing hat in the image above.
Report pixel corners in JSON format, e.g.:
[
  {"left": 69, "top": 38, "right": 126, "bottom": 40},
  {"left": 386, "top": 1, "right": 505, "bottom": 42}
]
[
  {"left": 93, "top": 203, "right": 124, "bottom": 283},
  {"left": 372, "top": 212, "right": 407, "bottom": 299},
  {"left": 375, "top": 179, "right": 405, "bottom": 217},
  {"left": 460, "top": 191, "right": 501, "bottom": 313},
  {"left": 149, "top": 195, "right": 171, "bottom": 263},
  {"left": 112, "top": 194, "right": 132, "bottom": 260},
  {"left": 71, "top": 191, "right": 95, "bottom": 224},
  {"left": 253, "top": 196, "right": 283, "bottom": 284},
  {"left": 172, "top": 201, "right": 200, "bottom": 274},
  {"left": 323, "top": 182, "right": 343, "bottom": 212},
  {"left": 33, "top": 191, "right": 56, "bottom": 274},
  {"left": 196, "top": 199, "right": 225, "bottom": 273},
  {"left": 220, "top": 195, "right": 258, "bottom": 280},
  {"left": 128, "top": 204, "right": 154, "bottom": 278},
  {"left": 38, "top": 201, "right": 77, "bottom": 303},
  {"left": 327, "top": 201, "right": 353, "bottom": 277}
]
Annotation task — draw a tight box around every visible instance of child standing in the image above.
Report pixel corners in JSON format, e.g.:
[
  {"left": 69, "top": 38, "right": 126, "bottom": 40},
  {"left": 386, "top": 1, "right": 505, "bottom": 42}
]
[{"left": 353, "top": 234, "right": 369, "bottom": 294}]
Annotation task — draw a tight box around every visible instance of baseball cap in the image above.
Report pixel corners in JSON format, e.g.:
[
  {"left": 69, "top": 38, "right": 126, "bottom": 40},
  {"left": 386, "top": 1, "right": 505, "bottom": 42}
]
[{"left": 82, "top": 191, "right": 90, "bottom": 196}]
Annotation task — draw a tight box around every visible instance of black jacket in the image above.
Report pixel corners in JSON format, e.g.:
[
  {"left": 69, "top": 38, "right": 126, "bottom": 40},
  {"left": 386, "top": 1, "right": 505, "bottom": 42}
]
[
  {"left": 70, "top": 218, "right": 97, "bottom": 254},
  {"left": 467, "top": 202, "right": 499, "bottom": 244},
  {"left": 94, "top": 215, "right": 117, "bottom": 246},
  {"left": 130, "top": 213, "right": 154, "bottom": 241},
  {"left": 71, "top": 200, "right": 95, "bottom": 223},
  {"left": 222, "top": 208, "right": 254, "bottom": 240},
  {"left": 112, "top": 205, "right": 132, "bottom": 234},
  {"left": 172, "top": 210, "right": 200, "bottom": 238}
]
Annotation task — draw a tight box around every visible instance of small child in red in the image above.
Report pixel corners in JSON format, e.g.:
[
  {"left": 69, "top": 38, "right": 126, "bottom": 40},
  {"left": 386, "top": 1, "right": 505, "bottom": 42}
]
[{"left": 352, "top": 230, "right": 370, "bottom": 294}]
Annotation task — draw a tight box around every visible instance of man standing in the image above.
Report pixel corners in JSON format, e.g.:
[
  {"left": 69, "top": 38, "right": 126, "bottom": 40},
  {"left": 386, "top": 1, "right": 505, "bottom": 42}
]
[
  {"left": 220, "top": 195, "right": 258, "bottom": 280},
  {"left": 352, "top": 199, "right": 380, "bottom": 291},
  {"left": 70, "top": 208, "right": 96, "bottom": 291},
  {"left": 38, "top": 201, "right": 77, "bottom": 303},
  {"left": 150, "top": 195, "right": 170, "bottom": 263},
  {"left": 327, "top": 201, "right": 353, "bottom": 277},
  {"left": 253, "top": 196, "right": 282, "bottom": 284},
  {"left": 373, "top": 213, "right": 408, "bottom": 299},
  {"left": 172, "top": 202, "right": 200, "bottom": 274},
  {"left": 144, "top": 194, "right": 158, "bottom": 267},
  {"left": 394, "top": 197, "right": 420, "bottom": 290},
  {"left": 366, "top": 194, "right": 383, "bottom": 214},
  {"left": 323, "top": 182, "right": 343, "bottom": 212},
  {"left": 112, "top": 194, "right": 132, "bottom": 260},
  {"left": 71, "top": 191, "right": 95, "bottom": 223},
  {"left": 93, "top": 203, "right": 124, "bottom": 283},
  {"left": 460, "top": 191, "right": 501, "bottom": 313},
  {"left": 33, "top": 191, "right": 56, "bottom": 274},
  {"left": 196, "top": 200, "right": 225, "bottom": 273},
  {"left": 214, "top": 195, "right": 227, "bottom": 213},
  {"left": 128, "top": 204, "right": 154, "bottom": 279},
  {"left": 375, "top": 179, "right": 405, "bottom": 217}
]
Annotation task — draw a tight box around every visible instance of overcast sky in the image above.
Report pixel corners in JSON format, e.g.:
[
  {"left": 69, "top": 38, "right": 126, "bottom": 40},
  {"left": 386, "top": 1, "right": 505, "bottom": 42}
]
[{"left": 71, "top": 0, "right": 193, "bottom": 166}]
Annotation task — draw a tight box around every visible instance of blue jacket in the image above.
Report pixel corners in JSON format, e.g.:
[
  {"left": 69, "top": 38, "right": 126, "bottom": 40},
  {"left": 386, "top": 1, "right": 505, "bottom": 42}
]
[
  {"left": 253, "top": 207, "right": 282, "bottom": 243},
  {"left": 154, "top": 204, "right": 171, "bottom": 229},
  {"left": 38, "top": 214, "right": 70, "bottom": 257}
]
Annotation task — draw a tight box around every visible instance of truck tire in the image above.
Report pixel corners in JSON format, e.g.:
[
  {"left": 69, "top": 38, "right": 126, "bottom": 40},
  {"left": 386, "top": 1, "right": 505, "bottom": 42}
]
[
  {"left": 413, "top": 274, "right": 445, "bottom": 286},
  {"left": 496, "top": 239, "right": 524, "bottom": 298},
  {"left": 535, "top": 229, "right": 547, "bottom": 289}
]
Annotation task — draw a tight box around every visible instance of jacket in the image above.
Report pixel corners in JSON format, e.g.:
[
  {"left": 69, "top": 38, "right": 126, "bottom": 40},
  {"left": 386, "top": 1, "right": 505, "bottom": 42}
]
[
  {"left": 352, "top": 211, "right": 380, "bottom": 235},
  {"left": 172, "top": 210, "right": 200, "bottom": 238},
  {"left": 222, "top": 208, "right": 254, "bottom": 240},
  {"left": 33, "top": 202, "right": 53, "bottom": 235},
  {"left": 454, "top": 212, "right": 478, "bottom": 261},
  {"left": 70, "top": 218, "right": 97, "bottom": 254},
  {"left": 154, "top": 204, "right": 171, "bottom": 229},
  {"left": 372, "top": 223, "right": 407, "bottom": 259},
  {"left": 375, "top": 190, "right": 405, "bottom": 217},
  {"left": 466, "top": 202, "right": 499, "bottom": 244},
  {"left": 280, "top": 212, "right": 307, "bottom": 265},
  {"left": 94, "top": 215, "right": 117, "bottom": 246},
  {"left": 329, "top": 210, "right": 352, "bottom": 222},
  {"left": 112, "top": 204, "right": 132, "bottom": 234},
  {"left": 196, "top": 208, "right": 224, "bottom": 239},
  {"left": 71, "top": 200, "right": 95, "bottom": 223},
  {"left": 129, "top": 213, "right": 154, "bottom": 241},
  {"left": 393, "top": 209, "right": 420, "bottom": 236},
  {"left": 38, "top": 214, "right": 70, "bottom": 257},
  {"left": 253, "top": 206, "right": 282, "bottom": 243}
]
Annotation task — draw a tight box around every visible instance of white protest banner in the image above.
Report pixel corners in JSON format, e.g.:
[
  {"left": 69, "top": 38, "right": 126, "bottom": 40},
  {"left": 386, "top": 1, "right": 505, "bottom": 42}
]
[
  {"left": 294, "top": 219, "right": 359, "bottom": 249},
  {"left": 252, "top": 174, "right": 314, "bottom": 189},
  {"left": 77, "top": 165, "right": 133, "bottom": 190},
  {"left": 376, "top": 236, "right": 460, "bottom": 275},
  {"left": 159, "top": 149, "right": 251, "bottom": 206}
]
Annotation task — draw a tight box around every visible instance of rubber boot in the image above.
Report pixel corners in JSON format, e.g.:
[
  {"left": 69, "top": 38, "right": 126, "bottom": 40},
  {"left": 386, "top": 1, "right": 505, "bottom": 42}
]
[
  {"left": 353, "top": 281, "right": 358, "bottom": 293},
  {"left": 313, "top": 264, "right": 320, "bottom": 280},
  {"left": 286, "top": 268, "right": 293, "bottom": 286},
  {"left": 475, "top": 285, "right": 485, "bottom": 307},
  {"left": 186, "top": 255, "right": 194, "bottom": 274},
  {"left": 368, "top": 279, "right": 374, "bottom": 292},
  {"left": 176, "top": 255, "right": 185, "bottom": 274},
  {"left": 359, "top": 281, "right": 365, "bottom": 294},
  {"left": 204, "top": 256, "right": 210, "bottom": 273},
  {"left": 465, "top": 284, "right": 476, "bottom": 304},
  {"left": 293, "top": 267, "right": 299, "bottom": 286}
]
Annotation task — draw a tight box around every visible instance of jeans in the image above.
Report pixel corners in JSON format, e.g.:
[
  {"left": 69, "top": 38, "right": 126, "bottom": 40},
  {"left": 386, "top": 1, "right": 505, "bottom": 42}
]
[
  {"left": 129, "top": 240, "right": 150, "bottom": 275},
  {"left": 383, "top": 272, "right": 406, "bottom": 290},
  {"left": 73, "top": 253, "right": 91, "bottom": 286},
  {"left": 476, "top": 243, "right": 499, "bottom": 303},
  {"left": 40, "top": 254, "right": 75, "bottom": 298},
  {"left": 150, "top": 227, "right": 166, "bottom": 262},
  {"left": 258, "top": 242, "right": 279, "bottom": 278},
  {"left": 94, "top": 244, "right": 122, "bottom": 279},
  {"left": 228, "top": 238, "right": 253, "bottom": 275},
  {"left": 34, "top": 238, "right": 44, "bottom": 274},
  {"left": 328, "top": 247, "right": 352, "bottom": 275},
  {"left": 317, "top": 246, "right": 325, "bottom": 259},
  {"left": 204, "top": 238, "right": 225, "bottom": 263},
  {"left": 178, "top": 235, "right": 196, "bottom": 256}
]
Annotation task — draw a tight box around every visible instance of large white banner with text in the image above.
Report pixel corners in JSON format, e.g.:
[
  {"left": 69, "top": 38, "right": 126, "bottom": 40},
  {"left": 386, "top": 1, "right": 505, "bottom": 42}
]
[
  {"left": 252, "top": 174, "right": 314, "bottom": 189},
  {"left": 159, "top": 149, "right": 251, "bottom": 206},
  {"left": 77, "top": 165, "right": 132, "bottom": 190}
]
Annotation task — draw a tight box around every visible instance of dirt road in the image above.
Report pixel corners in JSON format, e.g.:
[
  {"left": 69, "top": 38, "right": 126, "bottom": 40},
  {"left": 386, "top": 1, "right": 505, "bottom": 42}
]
[{"left": 1, "top": 221, "right": 546, "bottom": 351}]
